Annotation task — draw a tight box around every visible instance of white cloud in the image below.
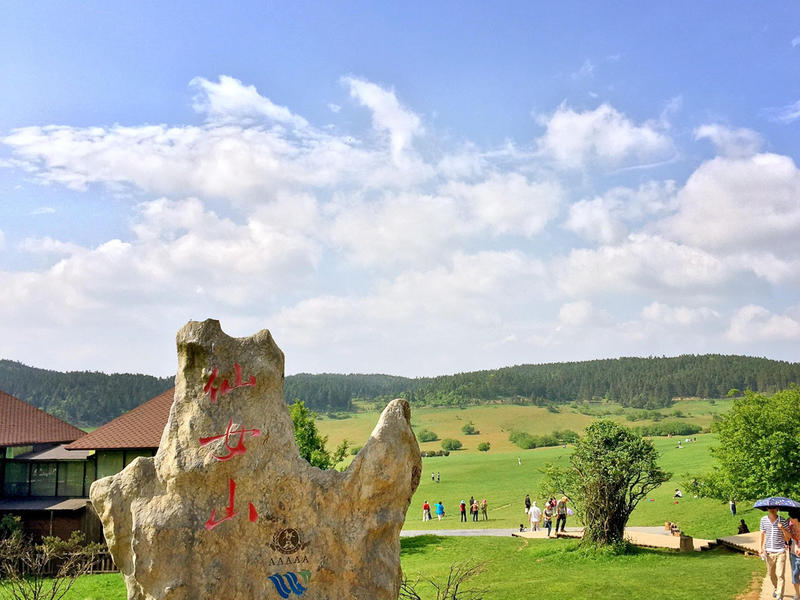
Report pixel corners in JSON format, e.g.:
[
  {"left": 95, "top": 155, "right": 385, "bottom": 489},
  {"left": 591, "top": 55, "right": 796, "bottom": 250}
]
[
  {"left": 536, "top": 103, "right": 673, "bottom": 169},
  {"left": 30, "top": 206, "right": 56, "bottom": 215},
  {"left": 190, "top": 75, "right": 308, "bottom": 128},
  {"left": 694, "top": 124, "right": 763, "bottom": 158},
  {"left": 768, "top": 99, "right": 800, "bottom": 124},
  {"left": 640, "top": 302, "right": 720, "bottom": 326},
  {"left": 557, "top": 300, "right": 593, "bottom": 326},
  {"left": 727, "top": 305, "right": 800, "bottom": 343},
  {"left": 444, "top": 173, "right": 563, "bottom": 237},
  {"left": 571, "top": 59, "right": 595, "bottom": 80},
  {"left": 565, "top": 181, "right": 677, "bottom": 245},
  {"left": 557, "top": 234, "right": 730, "bottom": 297},
  {"left": 19, "top": 237, "right": 83, "bottom": 256},
  {"left": 660, "top": 153, "right": 800, "bottom": 255},
  {"left": 328, "top": 192, "right": 463, "bottom": 268},
  {"left": 342, "top": 76, "right": 423, "bottom": 164}
]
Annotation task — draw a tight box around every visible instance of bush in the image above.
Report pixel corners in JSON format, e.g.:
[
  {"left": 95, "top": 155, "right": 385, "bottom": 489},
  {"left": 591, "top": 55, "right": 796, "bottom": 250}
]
[
  {"left": 421, "top": 450, "right": 450, "bottom": 457},
  {"left": 509, "top": 431, "right": 537, "bottom": 449},
  {"left": 461, "top": 421, "right": 479, "bottom": 435},
  {"left": 477, "top": 442, "right": 490, "bottom": 452},
  {"left": 349, "top": 445, "right": 362, "bottom": 456},
  {"left": 417, "top": 429, "right": 438, "bottom": 442},
  {"left": 441, "top": 438, "right": 463, "bottom": 451},
  {"left": 634, "top": 421, "right": 701, "bottom": 437}
]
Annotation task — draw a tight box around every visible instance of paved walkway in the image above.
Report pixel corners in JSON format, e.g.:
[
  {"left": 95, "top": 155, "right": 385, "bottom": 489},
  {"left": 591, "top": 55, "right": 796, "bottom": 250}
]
[
  {"left": 401, "top": 528, "right": 520, "bottom": 537},
  {"left": 718, "top": 533, "right": 796, "bottom": 600}
]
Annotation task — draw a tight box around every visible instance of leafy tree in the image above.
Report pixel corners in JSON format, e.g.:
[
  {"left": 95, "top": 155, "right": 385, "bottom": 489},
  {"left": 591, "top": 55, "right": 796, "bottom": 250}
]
[
  {"left": 417, "top": 429, "right": 438, "bottom": 442},
  {"left": 290, "top": 400, "right": 349, "bottom": 469},
  {"left": 540, "top": 419, "right": 669, "bottom": 547},
  {"left": 461, "top": 421, "right": 479, "bottom": 435},
  {"left": 440, "top": 439, "right": 463, "bottom": 451},
  {"left": 477, "top": 442, "right": 490, "bottom": 452},
  {"left": 694, "top": 387, "right": 800, "bottom": 499}
]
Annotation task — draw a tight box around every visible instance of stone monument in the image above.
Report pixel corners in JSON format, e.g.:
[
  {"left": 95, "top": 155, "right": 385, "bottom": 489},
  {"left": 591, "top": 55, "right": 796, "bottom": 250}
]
[{"left": 91, "top": 320, "right": 421, "bottom": 599}]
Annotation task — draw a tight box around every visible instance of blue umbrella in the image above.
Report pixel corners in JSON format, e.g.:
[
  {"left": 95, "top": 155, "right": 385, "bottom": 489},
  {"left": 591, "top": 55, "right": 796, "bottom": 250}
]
[{"left": 753, "top": 497, "right": 800, "bottom": 511}]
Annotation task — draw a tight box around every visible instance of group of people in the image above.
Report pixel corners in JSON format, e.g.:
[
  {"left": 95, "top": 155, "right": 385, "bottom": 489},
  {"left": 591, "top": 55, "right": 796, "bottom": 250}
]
[
  {"left": 760, "top": 507, "right": 800, "bottom": 600},
  {"left": 524, "top": 494, "right": 570, "bottom": 538},
  {"left": 422, "top": 497, "right": 488, "bottom": 522}
]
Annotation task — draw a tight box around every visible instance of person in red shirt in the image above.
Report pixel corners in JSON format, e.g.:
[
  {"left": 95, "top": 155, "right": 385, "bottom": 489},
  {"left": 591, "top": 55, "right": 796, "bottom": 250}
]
[{"left": 422, "top": 500, "right": 431, "bottom": 522}]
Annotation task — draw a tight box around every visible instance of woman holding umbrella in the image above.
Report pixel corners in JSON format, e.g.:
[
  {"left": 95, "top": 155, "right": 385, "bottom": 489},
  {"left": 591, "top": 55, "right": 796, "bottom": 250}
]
[{"left": 756, "top": 497, "right": 797, "bottom": 600}]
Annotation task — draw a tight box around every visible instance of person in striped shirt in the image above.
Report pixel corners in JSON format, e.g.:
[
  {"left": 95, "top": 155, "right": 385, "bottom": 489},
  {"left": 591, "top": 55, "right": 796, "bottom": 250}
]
[{"left": 760, "top": 507, "right": 790, "bottom": 599}]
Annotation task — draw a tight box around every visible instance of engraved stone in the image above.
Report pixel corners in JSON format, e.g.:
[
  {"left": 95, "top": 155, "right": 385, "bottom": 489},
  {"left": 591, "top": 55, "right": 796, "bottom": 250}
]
[{"left": 91, "top": 319, "right": 421, "bottom": 599}]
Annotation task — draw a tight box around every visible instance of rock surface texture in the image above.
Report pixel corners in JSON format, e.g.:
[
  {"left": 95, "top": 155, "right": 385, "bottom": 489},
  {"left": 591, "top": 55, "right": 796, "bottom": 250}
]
[{"left": 91, "top": 320, "right": 421, "bottom": 600}]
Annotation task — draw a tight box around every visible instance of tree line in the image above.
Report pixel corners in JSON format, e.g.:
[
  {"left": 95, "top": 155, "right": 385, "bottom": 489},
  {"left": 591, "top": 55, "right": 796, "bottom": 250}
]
[{"left": 1, "top": 354, "right": 799, "bottom": 427}]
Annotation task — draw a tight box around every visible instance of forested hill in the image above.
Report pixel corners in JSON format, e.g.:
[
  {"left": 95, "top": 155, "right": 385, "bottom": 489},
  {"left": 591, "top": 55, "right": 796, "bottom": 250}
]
[
  {"left": 0, "top": 360, "right": 174, "bottom": 428},
  {"left": 2, "top": 355, "right": 799, "bottom": 427}
]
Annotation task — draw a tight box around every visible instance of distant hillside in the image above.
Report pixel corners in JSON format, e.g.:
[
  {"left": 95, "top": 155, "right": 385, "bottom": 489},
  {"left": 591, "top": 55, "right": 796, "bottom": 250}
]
[
  {"left": 2, "top": 354, "right": 798, "bottom": 427},
  {"left": 0, "top": 360, "right": 174, "bottom": 428}
]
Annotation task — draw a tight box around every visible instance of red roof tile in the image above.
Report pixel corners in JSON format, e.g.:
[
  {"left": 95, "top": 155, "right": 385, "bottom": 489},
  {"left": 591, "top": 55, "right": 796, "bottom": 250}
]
[
  {"left": 66, "top": 388, "right": 174, "bottom": 450},
  {"left": 0, "top": 389, "right": 86, "bottom": 446}
]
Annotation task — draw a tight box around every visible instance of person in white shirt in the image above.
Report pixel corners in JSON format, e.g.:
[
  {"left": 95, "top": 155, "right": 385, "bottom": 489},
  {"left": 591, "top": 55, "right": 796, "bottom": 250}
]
[
  {"left": 760, "top": 507, "right": 790, "bottom": 600},
  {"left": 528, "top": 501, "right": 542, "bottom": 532}
]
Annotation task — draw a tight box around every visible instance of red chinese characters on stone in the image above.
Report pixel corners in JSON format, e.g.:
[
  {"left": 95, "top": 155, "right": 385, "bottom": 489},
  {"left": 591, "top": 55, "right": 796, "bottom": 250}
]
[
  {"left": 198, "top": 419, "right": 262, "bottom": 461},
  {"left": 203, "top": 363, "right": 256, "bottom": 403},
  {"left": 205, "top": 478, "right": 258, "bottom": 531}
]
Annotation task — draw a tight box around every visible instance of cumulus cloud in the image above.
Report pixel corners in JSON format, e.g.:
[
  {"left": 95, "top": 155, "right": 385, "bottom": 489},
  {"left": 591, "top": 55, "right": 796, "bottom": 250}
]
[
  {"left": 660, "top": 153, "right": 800, "bottom": 254},
  {"left": 694, "top": 124, "right": 763, "bottom": 158},
  {"left": 444, "top": 173, "right": 563, "bottom": 237},
  {"left": 640, "top": 302, "right": 720, "bottom": 326},
  {"left": 190, "top": 75, "right": 308, "bottom": 128},
  {"left": 727, "top": 305, "right": 800, "bottom": 343},
  {"left": 536, "top": 103, "right": 673, "bottom": 169},
  {"left": 557, "top": 234, "right": 730, "bottom": 297},
  {"left": 342, "top": 76, "right": 423, "bottom": 164}
]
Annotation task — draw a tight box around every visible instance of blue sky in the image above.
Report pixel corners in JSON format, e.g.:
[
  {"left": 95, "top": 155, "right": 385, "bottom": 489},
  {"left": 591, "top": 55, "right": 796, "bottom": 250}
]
[{"left": 1, "top": 1, "right": 800, "bottom": 376}]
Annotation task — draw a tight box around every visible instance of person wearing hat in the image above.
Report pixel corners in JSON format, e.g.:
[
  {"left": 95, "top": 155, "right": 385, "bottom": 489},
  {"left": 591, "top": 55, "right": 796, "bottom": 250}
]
[{"left": 760, "top": 506, "right": 790, "bottom": 599}]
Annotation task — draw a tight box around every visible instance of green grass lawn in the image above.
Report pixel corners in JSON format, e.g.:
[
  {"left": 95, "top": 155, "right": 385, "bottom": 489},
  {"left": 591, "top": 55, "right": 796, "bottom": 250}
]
[
  {"left": 47, "top": 537, "right": 762, "bottom": 600},
  {"left": 403, "top": 434, "right": 759, "bottom": 540}
]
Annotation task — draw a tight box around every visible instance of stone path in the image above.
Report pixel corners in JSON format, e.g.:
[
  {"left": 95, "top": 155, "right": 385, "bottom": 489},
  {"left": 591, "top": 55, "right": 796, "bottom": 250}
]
[{"left": 401, "top": 527, "right": 582, "bottom": 537}]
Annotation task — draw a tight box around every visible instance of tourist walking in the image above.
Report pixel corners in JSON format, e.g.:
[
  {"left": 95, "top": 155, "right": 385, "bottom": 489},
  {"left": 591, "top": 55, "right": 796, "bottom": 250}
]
[
  {"left": 525, "top": 494, "right": 531, "bottom": 514},
  {"left": 787, "top": 509, "right": 800, "bottom": 600},
  {"left": 422, "top": 500, "right": 431, "bottom": 521},
  {"left": 730, "top": 499, "right": 736, "bottom": 517},
  {"left": 471, "top": 499, "right": 479, "bottom": 522},
  {"left": 528, "top": 501, "right": 542, "bottom": 532},
  {"left": 760, "top": 506, "right": 789, "bottom": 599},
  {"left": 435, "top": 501, "right": 445, "bottom": 520},
  {"left": 555, "top": 497, "right": 568, "bottom": 533},
  {"left": 481, "top": 498, "right": 488, "bottom": 520},
  {"left": 460, "top": 500, "right": 467, "bottom": 522},
  {"left": 436, "top": 472, "right": 440, "bottom": 483},
  {"left": 543, "top": 502, "right": 554, "bottom": 538}
]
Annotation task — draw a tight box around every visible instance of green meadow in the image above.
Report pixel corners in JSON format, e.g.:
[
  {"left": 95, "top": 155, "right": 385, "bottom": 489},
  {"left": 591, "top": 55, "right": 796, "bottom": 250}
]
[{"left": 43, "top": 398, "right": 769, "bottom": 600}]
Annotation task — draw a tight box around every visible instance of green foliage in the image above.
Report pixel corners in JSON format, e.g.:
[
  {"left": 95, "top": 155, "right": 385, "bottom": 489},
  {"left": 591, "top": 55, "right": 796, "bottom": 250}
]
[
  {"left": 632, "top": 422, "right": 702, "bottom": 437},
  {"left": 417, "top": 429, "right": 439, "bottom": 442},
  {"left": 696, "top": 387, "right": 800, "bottom": 500},
  {"left": 461, "top": 421, "right": 479, "bottom": 435},
  {"left": 541, "top": 420, "right": 670, "bottom": 547},
  {"left": 290, "top": 400, "right": 349, "bottom": 470},
  {"left": 440, "top": 439, "right": 463, "bottom": 451},
  {"left": 0, "top": 360, "right": 172, "bottom": 428},
  {"left": 0, "top": 515, "right": 20, "bottom": 540},
  {"left": 509, "top": 430, "right": 576, "bottom": 450},
  {"left": 349, "top": 445, "right": 363, "bottom": 456},
  {"left": 477, "top": 442, "right": 490, "bottom": 452}
]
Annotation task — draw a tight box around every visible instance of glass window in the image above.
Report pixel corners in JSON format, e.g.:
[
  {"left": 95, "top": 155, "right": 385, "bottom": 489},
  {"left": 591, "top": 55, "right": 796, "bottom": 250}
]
[
  {"left": 124, "top": 450, "right": 154, "bottom": 467},
  {"left": 5, "top": 446, "right": 33, "bottom": 459},
  {"left": 4, "top": 461, "right": 29, "bottom": 496},
  {"left": 84, "top": 459, "right": 96, "bottom": 494},
  {"left": 30, "top": 463, "right": 57, "bottom": 496},
  {"left": 96, "top": 451, "right": 124, "bottom": 479},
  {"left": 57, "top": 462, "right": 84, "bottom": 497}
]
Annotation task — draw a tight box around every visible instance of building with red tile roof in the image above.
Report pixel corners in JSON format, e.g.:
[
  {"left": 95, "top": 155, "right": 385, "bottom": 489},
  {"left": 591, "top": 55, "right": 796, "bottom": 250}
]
[{"left": 0, "top": 389, "right": 86, "bottom": 446}]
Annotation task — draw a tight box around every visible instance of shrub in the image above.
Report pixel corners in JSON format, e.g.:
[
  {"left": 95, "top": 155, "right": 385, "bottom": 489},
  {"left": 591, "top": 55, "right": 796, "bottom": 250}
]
[
  {"left": 461, "top": 421, "right": 479, "bottom": 435},
  {"left": 477, "top": 442, "right": 490, "bottom": 452},
  {"left": 634, "top": 421, "right": 701, "bottom": 437},
  {"left": 422, "top": 450, "right": 450, "bottom": 457},
  {"left": 417, "top": 429, "right": 438, "bottom": 442},
  {"left": 509, "top": 431, "right": 537, "bottom": 449},
  {"left": 349, "top": 445, "right": 362, "bottom": 456},
  {"left": 441, "top": 438, "right": 463, "bottom": 451}
]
